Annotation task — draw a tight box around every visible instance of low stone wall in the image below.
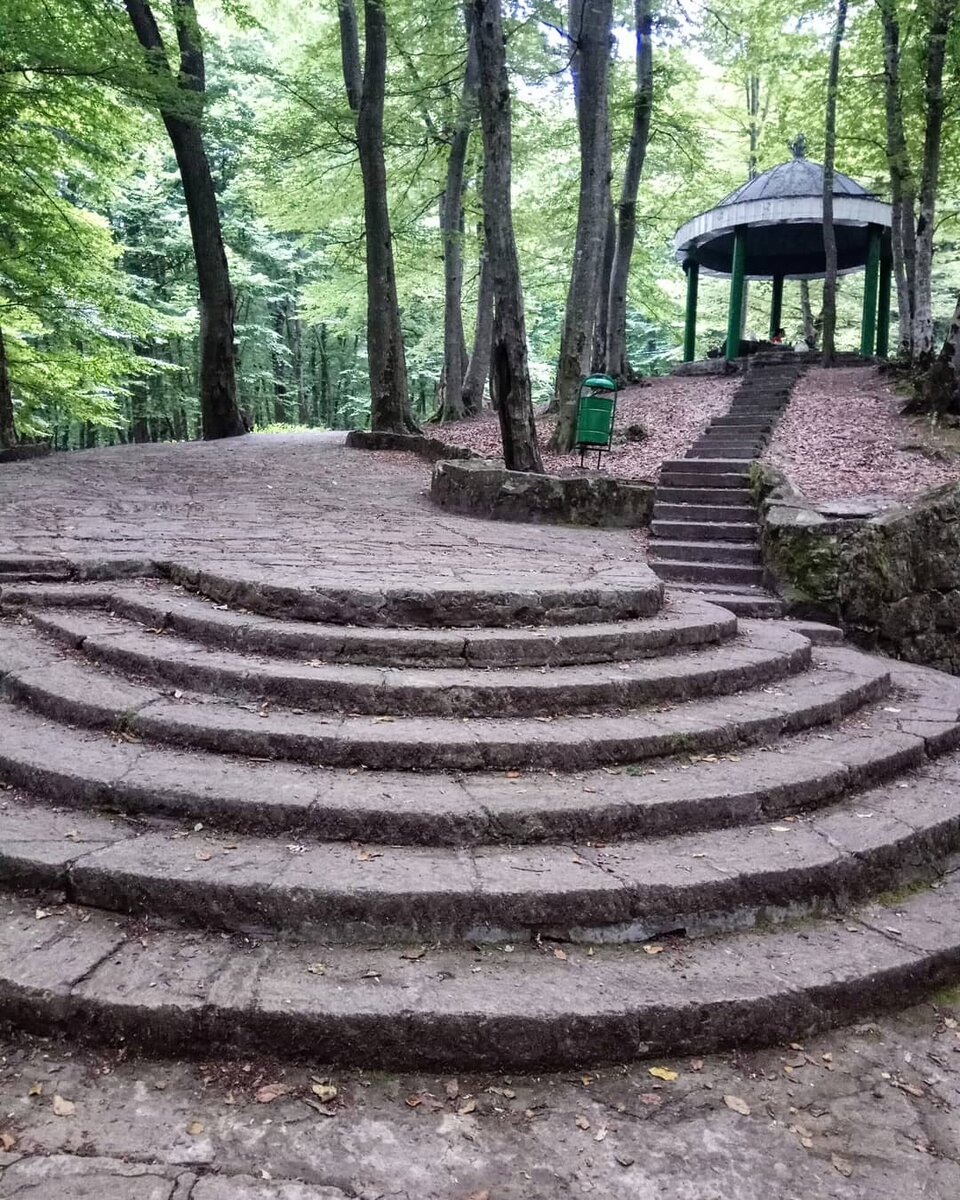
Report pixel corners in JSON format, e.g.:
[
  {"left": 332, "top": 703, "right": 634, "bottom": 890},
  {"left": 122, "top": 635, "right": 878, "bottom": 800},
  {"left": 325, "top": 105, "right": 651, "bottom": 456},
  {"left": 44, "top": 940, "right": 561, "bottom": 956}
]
[
  {"left": 0, "top": 444, "right": 51, "bottom": 465},
  {"left": 431, "top": 458, "right": 655, "bottom": 528},
  {"left": 346, "top": 429, "right": 479, "bottom": 462},
  {"left": 755, "top": 465, "right": 960, "bottom": 673}
]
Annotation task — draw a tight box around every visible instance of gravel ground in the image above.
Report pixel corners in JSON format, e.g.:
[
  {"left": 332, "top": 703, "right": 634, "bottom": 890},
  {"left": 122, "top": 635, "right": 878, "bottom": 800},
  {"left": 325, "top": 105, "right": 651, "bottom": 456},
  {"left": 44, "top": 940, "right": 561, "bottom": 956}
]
[
  {"left": 765, "top": 366, "right": 960, "bottom": 502},
  {"left": 440, "top": 375, "right": 738, "bottom": 479}
]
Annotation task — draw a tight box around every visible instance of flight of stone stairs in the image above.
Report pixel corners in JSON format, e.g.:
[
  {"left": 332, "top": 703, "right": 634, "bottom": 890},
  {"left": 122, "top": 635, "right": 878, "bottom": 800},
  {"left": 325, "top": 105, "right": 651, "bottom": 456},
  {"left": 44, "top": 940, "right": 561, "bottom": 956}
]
[
  {"left": 1, "top": 562, "right": 960, "bottom": 1070},
  {"left": 650, "top": 354, "right": 807, "bottom": 616}
]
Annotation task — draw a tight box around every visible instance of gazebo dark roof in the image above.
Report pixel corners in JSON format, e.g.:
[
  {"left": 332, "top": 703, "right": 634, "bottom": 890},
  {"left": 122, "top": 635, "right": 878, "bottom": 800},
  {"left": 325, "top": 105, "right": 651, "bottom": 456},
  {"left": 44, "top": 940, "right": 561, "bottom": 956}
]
[
  {"left": 673, "top": 148, "right": 892, "bottom": 280},
  {"left": 717, "top": 157, "right": 873, "bottom": 207}
]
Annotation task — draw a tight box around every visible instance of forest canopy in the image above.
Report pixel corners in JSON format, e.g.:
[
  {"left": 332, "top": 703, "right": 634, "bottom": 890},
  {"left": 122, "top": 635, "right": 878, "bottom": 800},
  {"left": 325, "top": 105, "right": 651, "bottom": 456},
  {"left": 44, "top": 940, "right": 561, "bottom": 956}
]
[{"left": 1, "top": 0, "right": 958, "bottom": 454}]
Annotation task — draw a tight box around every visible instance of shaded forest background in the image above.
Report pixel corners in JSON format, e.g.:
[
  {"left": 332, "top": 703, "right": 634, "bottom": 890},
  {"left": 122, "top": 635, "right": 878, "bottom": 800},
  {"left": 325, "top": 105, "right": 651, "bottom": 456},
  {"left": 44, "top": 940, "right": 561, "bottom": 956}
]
[{"left": 2, "top": 0, "right": 959, "bottom": 453}]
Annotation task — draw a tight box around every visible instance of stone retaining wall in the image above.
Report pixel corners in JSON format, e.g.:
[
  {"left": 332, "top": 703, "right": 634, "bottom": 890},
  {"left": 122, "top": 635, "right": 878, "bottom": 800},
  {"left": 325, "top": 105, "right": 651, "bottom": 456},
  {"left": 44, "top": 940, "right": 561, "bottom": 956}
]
[
  {"left": 345, "top": 429, "right": 479, "bottom": 461},
  {"left": 431, "top": 458, "right": 655, "bottom": 528},
  {"left": 755, "top": 464, "right": 960, "bottom": 673}
]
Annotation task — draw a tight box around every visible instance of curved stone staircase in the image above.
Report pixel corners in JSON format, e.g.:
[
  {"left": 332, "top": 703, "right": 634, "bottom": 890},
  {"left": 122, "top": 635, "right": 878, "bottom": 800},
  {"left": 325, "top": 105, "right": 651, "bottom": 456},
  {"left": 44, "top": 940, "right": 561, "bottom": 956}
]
[{"left": 1, "top": 565, "right": 960, "bottom": 1070}]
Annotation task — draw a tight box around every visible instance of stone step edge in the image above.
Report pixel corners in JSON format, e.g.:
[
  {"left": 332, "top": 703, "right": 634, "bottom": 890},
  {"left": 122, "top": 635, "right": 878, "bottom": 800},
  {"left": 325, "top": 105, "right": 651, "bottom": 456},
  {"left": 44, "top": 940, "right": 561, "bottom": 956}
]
[
  {"left": 21, "top": 609, "right": 811, "bottom": 718},
  {"left": 1, "top": 583, "right": 739, "bottom": 669},
  {"left": 0, "top": 642, "right": 892, "bottom": 771},
  {"left": 0, "top": 656, "right": 950, "bottom": 842},
  {"left": 3, "top": 753, "right": 960, "bottom": 942},
  {"left": 160, "top": 563, "right": 666, "bottom": 630},
  {"left": 2, "top": 877, "right": 959, "bottom": 1069}
]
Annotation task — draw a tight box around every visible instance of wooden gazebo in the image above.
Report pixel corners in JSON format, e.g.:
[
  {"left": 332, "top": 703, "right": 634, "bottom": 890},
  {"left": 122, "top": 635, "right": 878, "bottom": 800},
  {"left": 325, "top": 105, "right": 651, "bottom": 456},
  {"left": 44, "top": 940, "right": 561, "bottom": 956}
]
[{"left": 673, "top": 142, "right": 894, "bottom": 362}]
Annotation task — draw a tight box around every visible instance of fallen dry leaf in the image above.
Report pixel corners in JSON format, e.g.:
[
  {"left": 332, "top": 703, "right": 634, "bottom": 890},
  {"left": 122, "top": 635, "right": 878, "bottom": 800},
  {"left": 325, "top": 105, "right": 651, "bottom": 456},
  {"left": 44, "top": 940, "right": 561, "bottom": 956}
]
[
  {"left": 186, "top": 1121, "right": 204, "bottom": 1136},
  {"left": 457, "top": 1097, "right": 477, "bottom": 1115},
  {"left": 553, "top": 947, "right": 568, "bottom": 960},
  {"left": 401, "top": 947, "right": 427, "bottom": 960},
  {"left": 594, "top": 1125, "right": 608, "bottom": 1142},
  {"left": 575, "top": 1114, "right": 591, "bottom": 1130},
  {"left": 0, "top": 1133, "right": 15, "bottom": 1151},
  {"left": 28, "top": 1082, "right": 43, "bottom": 1097},
  {"left": 831, "top": 1153, "right": 854, "bottom": 1177},
  {"left": 445, "top": 1079, "right": 460, "bottom": 1100},
  {"left": 642, "top": 944, "right": 665, "bottom": 955},
  {"left": 52, "top": 1095, "right": 75, "bottom": 1118},
  {"left": 255, "top": 1082, "right": 292, "bottom": 1104},
  {"left": 306, "top": 962, "right": 326, "bottom": 976},
  {"left": 723, "top": 1094, "right": 751, "bottom": 1116},
  {"left": 648, "top": 1066, "right": 678, "bottom": 1082},
  {"left": 311, "top": 1082, "right": 338, "bottom": 1103}
]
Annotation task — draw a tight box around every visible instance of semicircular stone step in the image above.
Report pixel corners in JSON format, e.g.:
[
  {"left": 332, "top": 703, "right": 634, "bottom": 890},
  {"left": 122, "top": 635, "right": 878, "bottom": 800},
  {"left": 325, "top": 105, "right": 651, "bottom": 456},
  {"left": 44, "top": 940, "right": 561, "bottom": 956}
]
[
  {"left": 160, "top": 562, "right": 666, "bottom": 628},
  {"left": 21, "top": 609, "right": 811, "bottom": 717},
  {"left": 1, "top": 582, "right": 739, "bottom": 669},
  {"left": 1, "top": 876, "right": 959, "bottom": 1069},
  {"left": 0, "top": 626, "right": 890, "bottom": 770},
  {"left": 2, "top": 761, "right": 959, "bottom": 943}
]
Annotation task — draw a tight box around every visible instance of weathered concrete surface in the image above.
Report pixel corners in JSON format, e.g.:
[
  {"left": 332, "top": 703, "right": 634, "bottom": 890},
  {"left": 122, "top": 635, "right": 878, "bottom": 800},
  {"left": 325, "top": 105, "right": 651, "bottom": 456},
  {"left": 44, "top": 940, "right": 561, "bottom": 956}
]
[
  {"left": 431, "top": 459, "right": 655, "bottom": 528},
  {"left": 0, "top": 1004, "right": 958, "bottom": 1199},
  {"left": 0, "top": 434, "right": 651, "bottom": 604}
]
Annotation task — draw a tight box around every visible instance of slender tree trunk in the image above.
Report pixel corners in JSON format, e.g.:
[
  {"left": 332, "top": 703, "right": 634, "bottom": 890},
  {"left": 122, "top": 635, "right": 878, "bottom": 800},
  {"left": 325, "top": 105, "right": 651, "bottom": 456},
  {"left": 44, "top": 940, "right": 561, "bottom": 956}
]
[
  {"left": 0, "top": 327, "right": 16, "bottom": 450},
  {"left": 124, "top": 0, "right": 246, "bottom": 440},
  {"left": 821, "top": 0, "right": 847, "bottom": 366},
  {"left": 799, "top": 279, "right": 818, "bottom": 347},
  {"left": 271, "top": 305, "right": 288, "bottom": 424},
  {"left": 912, "top": 0, "right": 956, "bottom": 366},
  {"left": 606, "top": 0, "right": 653, "bottom": 384},
  {"left": 592, "top": 200, "right": 616, "bottom": 373},
  {"left": 878, "top": 0, "right": 917, "bottom": 358},
  {"left": 438, "top": 8, "right": 480, "bottom": 422},
  {"left": 337, "top": 0, "right": 420, "bottom": 433},
  {"left": 462, "top": 230, "right": 494, "bottom": 414},
  {"left": 474, "top": 0, "right": 542, "bottom": 472},
  {"left": 550, "top": 0, "right": 615, "bottom": 452}
]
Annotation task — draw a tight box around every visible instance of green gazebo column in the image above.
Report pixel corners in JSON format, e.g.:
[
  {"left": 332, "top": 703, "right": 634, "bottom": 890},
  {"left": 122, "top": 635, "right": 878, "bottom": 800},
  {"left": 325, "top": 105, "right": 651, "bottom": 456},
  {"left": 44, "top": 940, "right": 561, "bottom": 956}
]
[
  {"left": 769, "top": 274, "right": 784, "bottom": 340},
  {"left": 682, "top": 258, "right": 700, "bottom": 362},
  {"left": 725, "top": 226, "right": 747, "bottom": 362},
  {"left": 860, "top": 225, "right": 881, "bottom": 357},
  {"left": 876, "top": 254, "right": 892, "bottom": 358}
]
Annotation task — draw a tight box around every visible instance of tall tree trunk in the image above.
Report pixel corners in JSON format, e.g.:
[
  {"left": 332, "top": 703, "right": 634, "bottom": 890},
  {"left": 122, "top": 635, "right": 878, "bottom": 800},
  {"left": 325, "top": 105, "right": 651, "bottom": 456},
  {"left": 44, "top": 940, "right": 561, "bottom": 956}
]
[
  {"left": 461, "top": 230, "right": 494, "bottom": 414},
  {"left": 911, "top": 290, "right": 960, "bottom": 413},
  {"left": 0, "top": 327, "right": 16, "bottom": 450},
  {"left": 799, "top": 279, "right": 818, "bottom": 347},
  {"left": 878, "top": 0, "right": 917, "bottom": 358},
  {"left": 474, "top": 0, "right": 543, "bottom": 473},
  {"left": 606, "top": 0, "right": 653, "bottom": 384},
  {"left": 271, "top": 304, "right": 288, "bottom": 424},
  {"left": 592, "top": 201, "right": 616, "bottom": 373},
  {"left": 124, "top": 0, "right": 246, "bottom": 440},
  {"left": 912, "top": 0, "right": 956, "bottom": 366},
  {"left": 438, "top": 7, "right": 480, "bottom": 422},
  {"left": 338, "top": 0, "right": 420, "bottom": 433},
  {"left": 820, "top": 0, "right": 847, "bottom": 367},
  {"left": 550, "top": 0, "right": 615, "bottom": 452}
]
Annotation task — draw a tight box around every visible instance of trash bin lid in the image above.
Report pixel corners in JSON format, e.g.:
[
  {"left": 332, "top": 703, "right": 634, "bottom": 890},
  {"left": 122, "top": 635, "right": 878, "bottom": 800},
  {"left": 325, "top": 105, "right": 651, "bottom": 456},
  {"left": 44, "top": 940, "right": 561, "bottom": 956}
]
[{"left": 582, "top": 373, "right": 617, "bottom": 391}]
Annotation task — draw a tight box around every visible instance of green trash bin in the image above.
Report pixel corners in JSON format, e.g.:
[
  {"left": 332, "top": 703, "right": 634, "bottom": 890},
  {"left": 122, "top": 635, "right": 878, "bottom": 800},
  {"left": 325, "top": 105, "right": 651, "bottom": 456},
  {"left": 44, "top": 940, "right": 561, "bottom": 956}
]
[{"left": 574, "top": 373, "right": 618, "bottom": 468}]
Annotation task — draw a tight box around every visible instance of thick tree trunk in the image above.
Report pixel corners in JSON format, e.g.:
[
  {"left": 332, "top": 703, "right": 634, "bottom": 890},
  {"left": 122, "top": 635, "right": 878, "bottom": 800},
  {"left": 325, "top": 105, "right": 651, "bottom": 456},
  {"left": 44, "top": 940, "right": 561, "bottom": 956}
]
[
  {"left": 338, "top": 0, "right": 419, "bottom": 433},
  {"left": 878, "top": 0, "right": 917, "bottom": 358},
  {"left": 124, "top": 0, "right": 246, "bottom": 440},
  {"left": 0, "top": 327, "right": 16, "bottom": 450},
  {"left": 474, "top": 0, "right": 543, "bottom": 473},
  {"left": 461, "top": 232, "right": 494, "bottom": 414},
  {"left": 438, "top": 9, "right": 480, "bottom": 422},
  {"left": 550, "top": 0, "right": 615, "bottom": 452},
  {"left": 820, "top": 0, "right": 847, "bottom": 367},
  {"left": 606, "top": 0, "right": 653, "bottom": 385},
  {"left": 912, "top": 0, "right": 956, "bottom": 366},
  {"left": 910, "top": 291, "right": 960, "bottom": 413}
]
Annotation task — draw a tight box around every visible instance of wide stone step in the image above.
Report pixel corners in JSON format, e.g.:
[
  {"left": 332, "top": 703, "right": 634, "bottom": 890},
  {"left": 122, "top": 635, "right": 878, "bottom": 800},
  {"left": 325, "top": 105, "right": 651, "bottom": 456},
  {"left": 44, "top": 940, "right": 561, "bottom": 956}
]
[
  {"left": 3, "top": 582, "right": 735, "bottom": 670},
  {"left": 0, "top": 635, "right": 890, "bottom": 770},
  {"left": 651, "top": 521, "right": 758, "bottom": 543},
  {"left": 685, "top": 446, "right": 760, "bottom": 460},
  {"left": 656, "top": 486, "right": 754, "bottom": 506},
  {"left": 659, "top": 472, "right": 751, "bottom": 490},
  {"left": 17, "top": 611, "right": 803, "bottom": 718},
  {"left": 3, "top": 758, "right": 960, "bottom": 943},
  {"left": 653, "top": 559, "right": 766, "bottom": 587},
  {"left": 3, "top": 875, "right": 960, "bottom": 1068},
  {"left": 2, "top": 671, "right": 949, "bottom": 843},
  {"left": 661, "top": 459, "right": 752, "bottom": 476},
  {"left": 161, "top": 564, "right": 665, "bottom": 629},
  {"left": 664, "top": 583, "right": 784, "bottom": 619},
  {"left": 709, "top": 418, "right": 773, "bottom": 428},
  {"left": 650, "top": 540, "right": 761, "bottom": 565},
  {"left": 653, "top": 503, "right": 757, "bottom": 524}
]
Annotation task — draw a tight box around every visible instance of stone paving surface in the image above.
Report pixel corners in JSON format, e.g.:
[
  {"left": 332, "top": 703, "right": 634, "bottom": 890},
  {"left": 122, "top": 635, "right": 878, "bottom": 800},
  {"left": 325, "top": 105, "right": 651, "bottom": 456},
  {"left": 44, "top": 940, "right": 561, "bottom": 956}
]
[
  {"left": 0, "top": 1003, "right": 959, "bottom": 1199},
  {"left": 0, "top": 435, "right": 649, "bottom": 595}
]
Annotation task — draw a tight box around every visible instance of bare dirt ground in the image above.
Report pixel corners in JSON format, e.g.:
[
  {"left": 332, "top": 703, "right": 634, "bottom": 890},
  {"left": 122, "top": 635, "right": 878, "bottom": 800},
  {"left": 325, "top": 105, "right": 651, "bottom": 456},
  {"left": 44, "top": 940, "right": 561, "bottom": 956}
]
[
  {"left": 765, "top": 366, "right": 960, "bottom": 502},
  {"left": 1, "top": 999, "right": 959, "bottom": 1198},
  {"left": 441, "top": 374, "right": 738, "bottom": 479}
]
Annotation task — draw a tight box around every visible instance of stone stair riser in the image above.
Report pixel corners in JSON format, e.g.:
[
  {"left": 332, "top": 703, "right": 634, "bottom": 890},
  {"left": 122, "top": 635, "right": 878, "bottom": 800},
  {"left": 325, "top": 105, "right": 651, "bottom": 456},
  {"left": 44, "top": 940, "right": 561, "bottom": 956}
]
[
  {"left": 650, "top": 521, "right": 759, "bottom": 543},
  {"left": 654, "top": 561, "right": 765, "bottom": 586},
  {"left": 649, "top": 542, "right": 761, "bottom": 565}
]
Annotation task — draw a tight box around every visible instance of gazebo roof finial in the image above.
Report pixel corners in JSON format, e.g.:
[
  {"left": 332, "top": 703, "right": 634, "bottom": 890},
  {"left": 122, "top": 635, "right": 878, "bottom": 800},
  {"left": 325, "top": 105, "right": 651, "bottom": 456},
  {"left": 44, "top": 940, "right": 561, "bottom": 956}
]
[{"left": 789, "top": 133, "right": 807, "bottom": 160}]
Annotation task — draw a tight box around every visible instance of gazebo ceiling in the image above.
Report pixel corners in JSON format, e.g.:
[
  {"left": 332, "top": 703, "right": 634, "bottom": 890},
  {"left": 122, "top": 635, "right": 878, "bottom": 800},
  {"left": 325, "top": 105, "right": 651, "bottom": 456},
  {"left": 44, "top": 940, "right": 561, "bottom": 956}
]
[{"left": 674, "top": 152, "right": 892, "bottom": 280}]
